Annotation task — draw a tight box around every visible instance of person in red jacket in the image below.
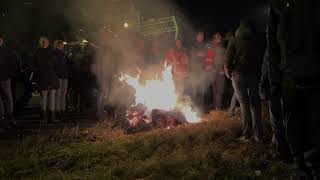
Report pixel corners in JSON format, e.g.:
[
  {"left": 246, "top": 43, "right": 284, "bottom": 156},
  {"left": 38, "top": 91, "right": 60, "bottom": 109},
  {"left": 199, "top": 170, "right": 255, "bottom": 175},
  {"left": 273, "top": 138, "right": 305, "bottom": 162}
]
[
  {"left": 205, "top": 32, "right": 226, "bottom": 110},
  {"left": 166, "top": 39, "right": 189, "bottom": 96}
]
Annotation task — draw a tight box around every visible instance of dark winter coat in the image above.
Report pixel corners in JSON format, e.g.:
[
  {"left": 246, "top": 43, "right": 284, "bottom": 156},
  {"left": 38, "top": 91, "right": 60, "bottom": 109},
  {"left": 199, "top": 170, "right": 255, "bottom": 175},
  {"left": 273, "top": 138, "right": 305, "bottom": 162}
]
[
  {"left": 268, "top": 0, "right": 320, "bottom": 87},
  {"left": 53, "top": 49, "right": 69, "bottom": 79},
  {"left": 225, "top": 23, "right": 260, "bottom": 76},
  {"left": 33, "top": 48, "right": 59, "bottom": 90}
]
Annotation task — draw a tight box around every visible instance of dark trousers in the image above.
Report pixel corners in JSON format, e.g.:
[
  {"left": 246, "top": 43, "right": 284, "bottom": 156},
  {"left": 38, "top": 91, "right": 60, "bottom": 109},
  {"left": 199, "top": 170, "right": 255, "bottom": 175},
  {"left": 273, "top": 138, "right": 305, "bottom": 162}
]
[
  {"left": 282, "top": 83, "right": 320, "bottom": 170},
  {"left": 268, "top": 91, "right": 291, "bottom": 157},
  {"left": 212, "top": 74, "right": 225, "bottom": 109},
  {"left": 232, "top": 72, "right": 263, "bottom": 138}
]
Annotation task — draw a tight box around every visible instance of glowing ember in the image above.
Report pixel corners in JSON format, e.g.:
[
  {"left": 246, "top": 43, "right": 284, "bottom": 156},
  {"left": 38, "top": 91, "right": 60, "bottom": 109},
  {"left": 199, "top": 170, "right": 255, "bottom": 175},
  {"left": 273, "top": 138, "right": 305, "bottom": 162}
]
[{"left": 120, "top": 64, "right": 200, "bottom": 123}]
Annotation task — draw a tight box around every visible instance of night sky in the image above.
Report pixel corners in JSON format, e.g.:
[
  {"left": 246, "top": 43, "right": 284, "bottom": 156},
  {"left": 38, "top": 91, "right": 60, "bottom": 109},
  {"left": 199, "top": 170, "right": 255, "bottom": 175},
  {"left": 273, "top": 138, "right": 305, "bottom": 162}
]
[{"left": 0, "top": 0, "right": 269, "bottom": 45}]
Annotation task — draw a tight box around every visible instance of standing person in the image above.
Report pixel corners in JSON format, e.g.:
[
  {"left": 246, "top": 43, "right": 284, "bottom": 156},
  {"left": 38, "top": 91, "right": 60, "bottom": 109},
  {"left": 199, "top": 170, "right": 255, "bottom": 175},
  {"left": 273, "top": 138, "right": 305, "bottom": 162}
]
[
  {"left": 0, "top": 33, "right": 16, "bottom": 128},
  {"left": 33, "top": 36, "right": 59, "bottom": 124},
  {"left": 190, "top": 31, "right": 207, "bottom": 113},
  {"left": 224, "top": 20, "right": 263, "bottom": 142},
  {"left": 223, "top": 32, "right": 239, "bottom": 117},
  {"left": 205, "top": 32, "right": 226, "bottom": 110},
  {"left": 145, "top": 38, "right": 165, "bottom": 79},
  {"left": 259, "top": 33, "right": 291, "bottom": 162},
  {"left": 166, "top": 39, "right": 189, "bottom": 96},
  {"left": 93, "top": 28, "right": 117, "bottom": 119},
  {"left": 53, "top": 40, "right": 69, "bottom": 121},
  {"left": 268, "top": 1, "right": 320, "bottom": 178}
]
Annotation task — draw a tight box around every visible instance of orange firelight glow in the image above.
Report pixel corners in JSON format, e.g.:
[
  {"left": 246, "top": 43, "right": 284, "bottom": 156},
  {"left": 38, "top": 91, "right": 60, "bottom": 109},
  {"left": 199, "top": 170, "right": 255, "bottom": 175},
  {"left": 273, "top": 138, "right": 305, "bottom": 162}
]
[{"left": 120, "top": 64, "right": 199, "bottom": 123}]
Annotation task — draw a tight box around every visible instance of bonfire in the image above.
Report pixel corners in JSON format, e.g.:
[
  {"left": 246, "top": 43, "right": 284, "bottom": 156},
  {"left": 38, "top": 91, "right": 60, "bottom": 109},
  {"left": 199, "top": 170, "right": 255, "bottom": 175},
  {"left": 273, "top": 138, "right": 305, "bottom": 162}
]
[{"left": 120, "top": 64, "right": 199, "bottom": 133}]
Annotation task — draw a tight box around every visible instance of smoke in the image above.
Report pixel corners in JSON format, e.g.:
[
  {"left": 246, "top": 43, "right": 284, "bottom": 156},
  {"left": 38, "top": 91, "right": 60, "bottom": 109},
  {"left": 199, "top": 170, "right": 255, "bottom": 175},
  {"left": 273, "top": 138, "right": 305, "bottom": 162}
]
[{"left": 60, "top": 0, "right": 195, "bottom": 108}]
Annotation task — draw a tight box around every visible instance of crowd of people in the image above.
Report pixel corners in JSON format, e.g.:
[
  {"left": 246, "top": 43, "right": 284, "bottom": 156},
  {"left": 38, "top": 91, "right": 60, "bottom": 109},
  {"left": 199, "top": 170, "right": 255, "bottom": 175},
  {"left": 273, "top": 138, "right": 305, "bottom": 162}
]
[{"left": 1, "top": 1, "right": 320, "bottom": 177}]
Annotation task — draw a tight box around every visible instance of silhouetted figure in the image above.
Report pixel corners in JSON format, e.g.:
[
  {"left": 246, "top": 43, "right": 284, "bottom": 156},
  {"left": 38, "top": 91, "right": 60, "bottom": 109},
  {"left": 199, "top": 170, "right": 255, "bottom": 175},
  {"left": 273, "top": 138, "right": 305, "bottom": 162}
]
[
  {"left": 260, "top": 31, "right": 291, "bottom": 162},
  {"left": 268, "top": 0, "right": 320, "bottom": 178},
  {"left": 53, "top": 40, "right": 69, "bottom": 121},
  {"left": 33, "top": 36, "right": 59, "bottom": 124},
  {"left": 0, "top": 33, "right": 16, "bottom": 128},
  {"left": 225, "top": 20, "right": 263, "bottom": 143}
]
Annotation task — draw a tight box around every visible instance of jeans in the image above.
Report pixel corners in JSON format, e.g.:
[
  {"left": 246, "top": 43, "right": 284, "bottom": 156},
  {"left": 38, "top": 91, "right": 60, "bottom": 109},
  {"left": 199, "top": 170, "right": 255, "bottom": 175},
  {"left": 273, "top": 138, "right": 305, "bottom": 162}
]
[
  {"left": 55, "top": 79, "right": 68, "bottom": 112},
  {"left": 228, "top": 92, "right": 238, "bottom": 115},
  {"left": 232, "top": 72, "right": 263, "bottom": 138},
  {"left": 268, "top": 89, "right": 291, "bottom": 157},
  {"left": 40, "top": 89, "right": 56, "bottom": 112},
  {"left": 0, "top": 79, "right": 14, "bottom": 116}
]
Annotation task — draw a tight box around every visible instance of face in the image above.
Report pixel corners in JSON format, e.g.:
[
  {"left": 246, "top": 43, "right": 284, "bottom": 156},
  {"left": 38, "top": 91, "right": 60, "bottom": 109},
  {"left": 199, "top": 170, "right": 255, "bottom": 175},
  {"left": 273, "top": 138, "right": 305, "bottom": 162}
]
[
  {"left": 213, "top": 33, "right": 222, "bottom": 45},
  {"left": 196, "top": 32, "right": 204, "bottom": 43},
  {"left": 0, "top": 38, "right": 3, "bottom": 47},
  {"left": 57, "top": 43, "right": 64, "bottom": 50},
  {"left": 176, "top": 39, "right": 182, "bottom": 49},
  {"left": 40, "top": 38, "right": 49, "bottom": 48}
]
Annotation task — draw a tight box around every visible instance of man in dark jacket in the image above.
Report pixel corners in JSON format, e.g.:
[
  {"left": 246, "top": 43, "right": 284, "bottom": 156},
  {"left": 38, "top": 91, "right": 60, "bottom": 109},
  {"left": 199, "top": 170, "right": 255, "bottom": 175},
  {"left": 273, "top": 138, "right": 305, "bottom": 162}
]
[
  {"left": 268, "top": 0, "right": 320, "bottom": 178},
  {"left": 260, "top": 31, "right": 291, "bottom": 162},
  {"left": 224, "top": 21, "right": 263, "bottom": 143},
  {"left": 0, "top": 34, "right": 16, "bottom": 128}
]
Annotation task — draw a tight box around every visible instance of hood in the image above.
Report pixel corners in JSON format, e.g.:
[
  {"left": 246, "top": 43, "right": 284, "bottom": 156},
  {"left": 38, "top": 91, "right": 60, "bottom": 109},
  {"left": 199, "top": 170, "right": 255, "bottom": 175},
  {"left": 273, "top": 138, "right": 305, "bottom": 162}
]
[{"left": 235, "top": 24, "right": 254, "bottom": 40}]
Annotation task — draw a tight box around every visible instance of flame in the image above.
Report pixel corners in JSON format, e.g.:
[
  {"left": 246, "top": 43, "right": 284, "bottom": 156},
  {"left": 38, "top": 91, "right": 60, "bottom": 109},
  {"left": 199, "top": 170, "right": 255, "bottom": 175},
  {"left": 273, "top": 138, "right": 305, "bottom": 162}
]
[{"left": 120, "top": 64, "right": 200, "bottom": 123}]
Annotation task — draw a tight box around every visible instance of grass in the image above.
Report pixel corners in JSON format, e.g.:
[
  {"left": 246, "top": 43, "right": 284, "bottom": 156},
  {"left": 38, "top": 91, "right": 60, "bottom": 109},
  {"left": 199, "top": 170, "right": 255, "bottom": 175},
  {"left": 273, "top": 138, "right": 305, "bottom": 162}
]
[{"left": 0, "top": 109, "right": 291, "bottom": 180}]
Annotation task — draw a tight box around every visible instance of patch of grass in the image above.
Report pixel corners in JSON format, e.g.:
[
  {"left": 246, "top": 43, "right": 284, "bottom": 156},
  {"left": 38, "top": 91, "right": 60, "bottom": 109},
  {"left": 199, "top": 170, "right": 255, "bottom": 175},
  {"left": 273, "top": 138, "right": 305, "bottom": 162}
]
[{"left": 0, "top": 110, "right": 290, "bottom": 179}]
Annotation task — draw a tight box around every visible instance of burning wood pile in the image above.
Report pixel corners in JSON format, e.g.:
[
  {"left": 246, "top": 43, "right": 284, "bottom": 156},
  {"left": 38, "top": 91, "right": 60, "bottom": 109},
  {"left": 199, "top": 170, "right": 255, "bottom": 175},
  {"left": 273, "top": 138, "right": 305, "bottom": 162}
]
[
  {"left": 125, "top": 103, "right": 188, "bottom": 133},
  {"left": 120, "top": 64, "right": 199, "bottom": 134}
]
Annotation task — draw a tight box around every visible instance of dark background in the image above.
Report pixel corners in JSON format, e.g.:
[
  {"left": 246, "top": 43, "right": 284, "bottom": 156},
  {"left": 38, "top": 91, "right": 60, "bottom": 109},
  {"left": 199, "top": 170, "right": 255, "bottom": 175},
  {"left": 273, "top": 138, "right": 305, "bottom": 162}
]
[{"left": 0, "top": 0, "right": 269, "bottom": 49}]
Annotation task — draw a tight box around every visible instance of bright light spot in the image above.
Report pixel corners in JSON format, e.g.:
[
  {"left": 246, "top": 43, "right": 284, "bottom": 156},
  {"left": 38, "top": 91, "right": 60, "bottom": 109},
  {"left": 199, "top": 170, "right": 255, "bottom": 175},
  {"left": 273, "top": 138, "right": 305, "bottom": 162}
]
[
  {"left": 119, "top": 64, "right": 200, "bottom": 123},
  {"left": 63, "top": 41, "right": 67, "bottom": 45},
  {"left": 123, "top": 22, "right": 129, "bottom": 28},
  {"left": 82, "top": 39, "right": 88, "bottom": 43}
]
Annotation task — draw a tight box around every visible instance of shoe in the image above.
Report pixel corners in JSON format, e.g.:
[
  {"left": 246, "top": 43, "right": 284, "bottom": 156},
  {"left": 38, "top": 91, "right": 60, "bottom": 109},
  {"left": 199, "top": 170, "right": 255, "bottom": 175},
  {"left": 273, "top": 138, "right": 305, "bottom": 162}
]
[
  {"left": 40, "top": 111, "right": 48, "bottom": 124},
  {"left": 291, "top": 169, "right": 313, "bottom": 180},
  {"left": 228, "top": 110, "right": 235, "bottom": 118},
  {"left": 48, "top": 111, "right": 58, "bottom": 123},
  {"left": 55, "top": 111, "right": 62, "bottom": 122},
  {"left": 254, "top": 136, "right": 263, "bottom": 144},
  {"left": 0, "top": 115, "right": 10, "bottom": 129},
  {"left": 239, "top": 136, "right": 250, "bottom": 143}
]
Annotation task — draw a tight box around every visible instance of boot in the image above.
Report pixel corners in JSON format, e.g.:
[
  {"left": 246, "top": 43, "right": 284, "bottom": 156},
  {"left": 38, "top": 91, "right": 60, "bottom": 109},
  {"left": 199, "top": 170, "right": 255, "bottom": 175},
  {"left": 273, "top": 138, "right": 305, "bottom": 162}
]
[
  {"left": 56, "top": 111, "right": 62, "bottom": 122},
  {"left": 48, "top": 111, "right": 57, "bottom": 123},
  {"left": 60, "top": 111, "right": 66, "bottom": 122},
  {"left": 0, "top": 115, "right": 10, "bottom": 130},
  {"left": 7, "top": 114, "right": 17, "bottom": 128},
  {"left": 40, "top": 111, "right": 48, "bottom": 124}
]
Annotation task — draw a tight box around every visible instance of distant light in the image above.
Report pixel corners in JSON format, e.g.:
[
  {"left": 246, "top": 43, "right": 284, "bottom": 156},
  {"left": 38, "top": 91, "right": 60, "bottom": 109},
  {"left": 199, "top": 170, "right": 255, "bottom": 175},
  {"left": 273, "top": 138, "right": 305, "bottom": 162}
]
[
  {"left": 82, "top": 39, "right": 88, "bottom": 43},
  {"left": 63, "top": 41, "right": 67, "bottom": 45},
  {"left": 123, "top": 22, "right": 129, "bottom": 28}
]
